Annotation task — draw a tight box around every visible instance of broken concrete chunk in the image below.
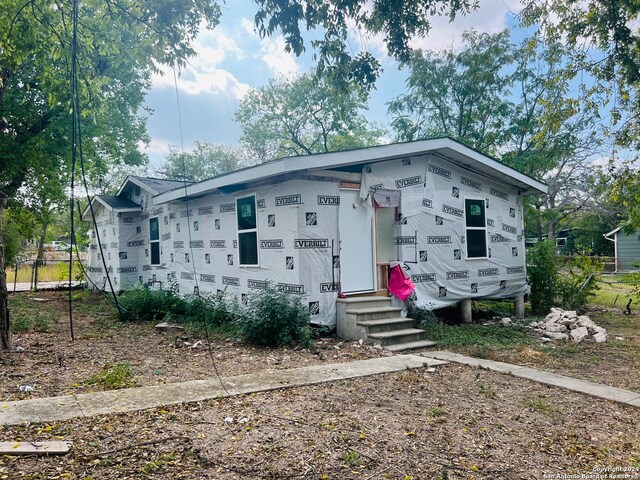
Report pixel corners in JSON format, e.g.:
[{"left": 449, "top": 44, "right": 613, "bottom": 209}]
[
  {"left": 154, "top": 322, "right": 185, "bottom": 332},
  {"left": 500, "top": 317, "right": 512, "bottom": 327},
  {"left": 593, "top": 331, "right": 608, "bottom": 343},
  {"left": 545, "top": 323, "right": 568, "bottom": 334},
  {"left": 537, "top": 308, "right": 607, "bottom": 343},
  {"left": 570, "top": 326, "right": 589, "bottom": 343},
  {"left": 544, "top": 332, "right": 569, "bottom": 341}
]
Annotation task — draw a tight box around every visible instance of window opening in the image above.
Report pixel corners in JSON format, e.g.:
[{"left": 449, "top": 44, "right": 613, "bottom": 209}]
[
  {"left": 465, "top": 198, "right": 487, "bottom": 258},
  {"left": 236, "top": 195, "right": 258, "bottom": 266}
]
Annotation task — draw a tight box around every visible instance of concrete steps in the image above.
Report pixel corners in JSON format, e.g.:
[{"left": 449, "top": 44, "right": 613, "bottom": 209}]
[
  {"left": 367, "top": 328, "right": 429, "bottom": 346},
  {"left": 336, "top": 296, "right": 436, "bottom": 352}
]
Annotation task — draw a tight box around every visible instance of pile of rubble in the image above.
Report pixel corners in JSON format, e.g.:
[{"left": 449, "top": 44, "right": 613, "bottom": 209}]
[{"left": 529, "top": 308, "right": 608, "bottom": 343}]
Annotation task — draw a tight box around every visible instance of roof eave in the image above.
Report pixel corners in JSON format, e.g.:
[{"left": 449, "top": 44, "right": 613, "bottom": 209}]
[{"left": 153, "top": 138, "right": 548, "bottom": 203}]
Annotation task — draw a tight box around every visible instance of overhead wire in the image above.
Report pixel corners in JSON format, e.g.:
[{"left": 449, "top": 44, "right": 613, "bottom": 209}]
[
  {"left": 172, "top": 66, "right": 230, "bottom": 395},
  {"left": 68, "top": 0, "right": 79, "bottom": 341},
  {"left": 69, "top": 0, "right": 124, "bottom": 331}
]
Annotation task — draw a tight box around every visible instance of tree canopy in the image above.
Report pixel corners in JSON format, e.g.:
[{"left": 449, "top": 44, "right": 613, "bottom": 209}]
[
  {"left": 160, "top": 142, "right": 251, "bottom": 182},
  {"left": 520, "top": 0, "right": 640, "bottom": 148},
  {"left": 235, "top": 73, "right": 384, "bottom": 161},
  {"left": 253, "top": 0, "right": 477, "bottom": 90},
  {"left": 388, "top": 30, "right": 606, "bottom": 239},
  {"left": 0, "top": 0, "right": 221, "bottom": 349}
]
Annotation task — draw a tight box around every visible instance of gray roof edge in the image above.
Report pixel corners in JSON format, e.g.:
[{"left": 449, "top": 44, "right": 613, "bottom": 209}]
[
  {"left": 115, "top": 175, "right": 158, "bottom": 196},
  {"left": 153, "top": 138, "right": 548, "bottom": 204}
]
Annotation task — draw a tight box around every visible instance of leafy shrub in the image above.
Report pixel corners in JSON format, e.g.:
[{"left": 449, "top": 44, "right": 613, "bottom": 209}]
[
  {"left": 528, "top": 241, "right": 603, "bottom": 314},
  {"left": 406, "top": 300, "right": 437, "bottom": 329},
  {"left": 527, "top": 240, "right": 558, "bottom": 315},
  {"left": 235, "top": 283, "right": 312, "bottom": 348},
  {"left": 118, "top": 285, "right": 186, "bottom": 322},
  {"left": 183, "top": 292, "right": 236, "bottom": 327},
  {"left": 557, "top": 254, "right": 603, "bottom": 311},
  {"left": 86, "top": 362, "right": 137, "bottom": 389}
]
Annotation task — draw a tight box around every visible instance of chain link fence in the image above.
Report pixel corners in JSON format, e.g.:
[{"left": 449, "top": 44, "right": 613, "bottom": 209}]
[
  {"left": 7, "top": 255, "right": 86, "bottom": 292},
  {"left": 592, "top": 273, "right": 637, "bottom": 311}
]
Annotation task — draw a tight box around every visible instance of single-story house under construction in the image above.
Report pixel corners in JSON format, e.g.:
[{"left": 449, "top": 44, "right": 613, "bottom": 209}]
[
  {"left": 604, "top": 226, "right": 640, "bottom": 271},
  {"left": 82, "top": 138, "right": 547, "bottom": 328}
]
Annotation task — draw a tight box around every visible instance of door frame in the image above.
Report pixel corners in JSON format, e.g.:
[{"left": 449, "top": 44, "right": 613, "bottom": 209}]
[{"left": 338, "top": 186, "right": 377, "bottom": 294}]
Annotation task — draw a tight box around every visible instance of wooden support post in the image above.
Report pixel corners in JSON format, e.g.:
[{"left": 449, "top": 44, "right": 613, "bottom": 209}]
[
  {"left": 459, "top": 298, "right": 472, "bottom": 323},
  {"left": 514, "top": 294, "right": 525, "bottom": 320}
]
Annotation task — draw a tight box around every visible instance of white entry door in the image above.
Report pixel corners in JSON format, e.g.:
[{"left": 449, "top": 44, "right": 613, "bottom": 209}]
[{"left": 339, "top": 188, "right": 375, "bottom": 293}]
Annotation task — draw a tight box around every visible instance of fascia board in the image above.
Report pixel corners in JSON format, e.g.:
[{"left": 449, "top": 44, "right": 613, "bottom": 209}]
[
  {"left": 440, "top": 140, "right": 548, "bottom": 195},
  {"left": 604, "top": 227, "right": 622, "bottom": 238},
  {"left": 155, "top": 161, "right": 286, "bottom": 204},
  {"left": 153, "top": 138, "right": 548, "bottom": 204}
]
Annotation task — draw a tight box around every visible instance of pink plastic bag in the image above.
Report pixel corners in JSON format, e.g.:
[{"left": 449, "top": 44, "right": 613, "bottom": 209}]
[{"left": 388, "top": 263, "right": 415, "bottom": 301}]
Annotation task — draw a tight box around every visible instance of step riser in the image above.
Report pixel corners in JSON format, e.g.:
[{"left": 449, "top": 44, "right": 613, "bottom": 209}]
[
  {"left": 359, "top": 320, "right": 414, "bottom": 334},
  {"left": 349, "top": 310, "right": 404, "bottom": 322},
  {"left": 341, "top": 299, "right": 391, "bottom": 310},
  {"left": 370, "top": 332, "right": 427, "bottom": 346}
]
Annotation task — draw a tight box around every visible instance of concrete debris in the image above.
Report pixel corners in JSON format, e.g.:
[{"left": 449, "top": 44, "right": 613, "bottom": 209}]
[
  {"left": 500, "top": 317, "right": 513, "bottom": 327},
  {"left": 530, "top": 309, "right": 608, "bottom": 343},
  {"left": 154, "top": 322, "right": 185, "bottom": 332}
]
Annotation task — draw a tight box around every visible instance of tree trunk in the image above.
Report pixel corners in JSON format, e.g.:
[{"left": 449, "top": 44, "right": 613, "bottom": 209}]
[{"left": 0, "top": 193, "right": 11, "bottom": 350}]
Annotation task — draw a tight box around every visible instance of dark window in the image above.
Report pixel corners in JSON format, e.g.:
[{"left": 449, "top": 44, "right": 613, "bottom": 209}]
[
  {"left": 238, "top": 232, "right": 258, "bottom": 265},
  {"left": 236, "top": 195, "right": 258, "bottom": 266},
  {"left": 150, "top": 217, "right": 160, "bottom": 265},
  {"left": 237, "top": 196, "right": 257, "bottom": 230},
  {"left": 465, "top": 199, "right": 487, "bottom": 258}
]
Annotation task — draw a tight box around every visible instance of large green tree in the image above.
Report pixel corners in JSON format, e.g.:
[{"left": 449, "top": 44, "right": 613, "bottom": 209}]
[
  {"left": 0, "top": 0, "right": 220, "bottom": 349},
  {"left": 389, "top": 31, "right": 605, "bottom": 240},
  {"left": 388, "top": 30, "right": 514, "bottom": 154},
  {"left": 520, "top": 0, "right": 640, "bottom": 148},
  {"left": 160, "top": 142, "right": 250, "bottom": 182},
  {"left": 235, "top": 74, "right": 384, "bottom": 161}
]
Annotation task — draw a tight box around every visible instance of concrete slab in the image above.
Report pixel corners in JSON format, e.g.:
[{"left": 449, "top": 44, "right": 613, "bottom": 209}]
[
  {"left": 423, "top": 351, "right": 527, "bottom": 374},
  {"left": 421, "top": 351, "right": 640, "bottom": 408},
  {"left": 0, "top": 355, "right": 446, "bottom": 426}
]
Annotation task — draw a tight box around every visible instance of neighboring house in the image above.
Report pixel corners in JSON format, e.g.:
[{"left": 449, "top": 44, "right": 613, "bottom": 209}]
[
  {"left": 524, "top": 229, "right": 573, "bottom": 252},
  {"left": 604, "top": 227, "right": 640, "bottom": 271},
  {"left": 82, "top": 138, "right": 547, "bottom": 327}
]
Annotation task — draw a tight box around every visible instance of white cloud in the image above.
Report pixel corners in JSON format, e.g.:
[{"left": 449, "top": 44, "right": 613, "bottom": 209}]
[
  {"left": 151, "top": 28, "right": 250, "bottom": 100},
  {"left": 352, "top": 0, "right": 522, "bottom": 60},
  {"left": 240, "top": 17, "right": 300, "bottom": 77}
]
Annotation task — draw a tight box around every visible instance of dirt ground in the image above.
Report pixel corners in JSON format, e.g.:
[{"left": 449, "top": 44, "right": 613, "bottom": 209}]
[
  {"left": 449, "top": 306, "right": 640, "bottom": 393},
  {"left": 0, "top": 291, "right": 391, "bottom": 401},
  {"left": 1, "top": 291, "right": 639, "bottom": 479},
  {"left": 1, "top": 364, "right": 639, "bottom": 479}
]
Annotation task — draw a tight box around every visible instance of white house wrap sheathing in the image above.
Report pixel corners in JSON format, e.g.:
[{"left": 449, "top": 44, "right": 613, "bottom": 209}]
[
  {"left": 360, "top": 153, "right": 527, "bottom": 310},
  {"left": 87, "top": 179, "right": 341, "bottom": 326}
]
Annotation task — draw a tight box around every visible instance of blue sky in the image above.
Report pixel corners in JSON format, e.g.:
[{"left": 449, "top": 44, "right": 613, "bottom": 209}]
[{"left": 142, "top": 0, "right": 524, "bottom": 172}]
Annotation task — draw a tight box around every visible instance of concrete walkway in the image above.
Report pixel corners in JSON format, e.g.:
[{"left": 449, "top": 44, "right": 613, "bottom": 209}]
[
  {"left": 421, "top": 351, "right": 640, "bottom": 408},
  {"left": 2, "top": 351, "right": 639, "bottom": 426},
  {"left": 0, "top": 355, "right": 446, "bottom": 426}
]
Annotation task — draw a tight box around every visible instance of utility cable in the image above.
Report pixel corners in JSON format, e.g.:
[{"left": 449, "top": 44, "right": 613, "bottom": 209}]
[
  {"left": 68, "top": 0, "right": 79, "bottom": 341},
  {"left": 172, "top": 66, "right": 230, "bottom": 395},
  {"left": 69, "top": 0, "right": 123, "bottom": 328}
]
